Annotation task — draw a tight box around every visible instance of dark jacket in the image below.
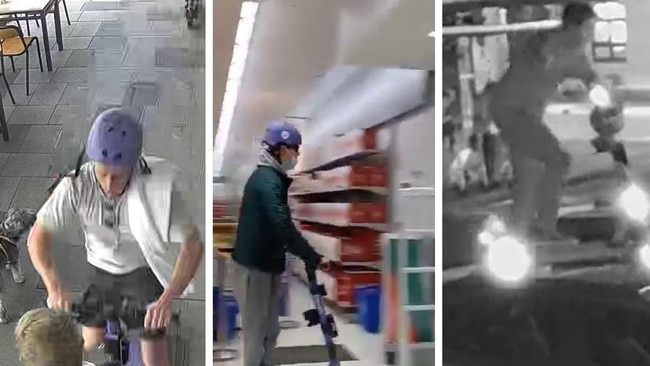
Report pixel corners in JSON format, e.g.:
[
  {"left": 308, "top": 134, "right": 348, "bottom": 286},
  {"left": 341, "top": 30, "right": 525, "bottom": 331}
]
[{"left": 232, "top": 165, "right": 322, "bottom": 274}]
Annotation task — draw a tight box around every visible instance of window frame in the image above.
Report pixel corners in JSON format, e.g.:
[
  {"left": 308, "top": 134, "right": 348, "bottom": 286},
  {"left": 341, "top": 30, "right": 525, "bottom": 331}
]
[{"left": 591, "top": 1, "right": 627, "bottom": 63}]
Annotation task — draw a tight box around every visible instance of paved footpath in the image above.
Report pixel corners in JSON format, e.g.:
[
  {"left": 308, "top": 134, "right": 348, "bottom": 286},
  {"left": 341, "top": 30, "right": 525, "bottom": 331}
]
[
  {"left": 0, "top": 0, "right": 206, "bottom": 364},
  {"left": 444, "top": 104, "right": 650, "bottom": 269}
]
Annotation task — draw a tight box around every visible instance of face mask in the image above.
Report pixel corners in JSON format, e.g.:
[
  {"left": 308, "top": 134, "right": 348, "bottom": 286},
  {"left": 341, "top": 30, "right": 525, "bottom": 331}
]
[{"left": 282, "top": 156, "right": 297, "bottom": 171}]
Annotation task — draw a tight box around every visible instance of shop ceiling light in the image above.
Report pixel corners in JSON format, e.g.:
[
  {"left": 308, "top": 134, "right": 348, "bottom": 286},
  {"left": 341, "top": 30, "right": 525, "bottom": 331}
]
[{"left": 213, "top": 1, "right": 259, "bottom": 174}]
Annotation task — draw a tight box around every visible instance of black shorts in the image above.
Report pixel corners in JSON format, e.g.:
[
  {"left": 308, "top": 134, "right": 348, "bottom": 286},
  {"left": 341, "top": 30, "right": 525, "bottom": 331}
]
[{"left": 81, "top": 266, "right": 165, "bottom": 336}]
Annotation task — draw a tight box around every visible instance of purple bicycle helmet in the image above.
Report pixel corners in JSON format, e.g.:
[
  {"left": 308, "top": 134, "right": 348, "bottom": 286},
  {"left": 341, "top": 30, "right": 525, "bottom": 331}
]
[
  {"left": 86, "top": 108, "right": 142, "bottom": 167},
  {"left": 263, "top": 121, "right": 302, "bottom": 147}
]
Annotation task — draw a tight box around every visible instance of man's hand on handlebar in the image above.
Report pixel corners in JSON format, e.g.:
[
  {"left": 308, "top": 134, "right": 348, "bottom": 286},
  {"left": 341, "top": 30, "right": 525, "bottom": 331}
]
[
  {"left": 46, "top": 283, "right": 72, "bottom": 311},
  {"left": 144, "top": 292, "right": 174, "bottom": 330},
  {"left": 318, "top": 257, "right": 340, "bottom": 272}
]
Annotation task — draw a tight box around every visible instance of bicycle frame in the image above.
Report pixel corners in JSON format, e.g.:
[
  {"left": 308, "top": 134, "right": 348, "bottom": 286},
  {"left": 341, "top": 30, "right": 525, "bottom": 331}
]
[{"left": 104, "top": 319, "right": 143, "bottom": 366}]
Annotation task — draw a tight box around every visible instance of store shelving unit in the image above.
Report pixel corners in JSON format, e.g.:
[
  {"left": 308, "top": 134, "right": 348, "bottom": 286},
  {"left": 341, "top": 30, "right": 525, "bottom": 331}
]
[
  {"left": 289, "top": 127, "right": 388, "bottom": 310},
  {"left": 382, "top": 187, "right": 435, "bottom": 365}
]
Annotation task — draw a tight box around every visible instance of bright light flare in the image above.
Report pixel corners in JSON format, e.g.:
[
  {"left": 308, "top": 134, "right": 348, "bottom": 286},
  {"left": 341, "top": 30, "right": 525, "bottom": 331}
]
[
  {"left": 484, "top": 236, "right": 533, "bottom": 283},
  {"left": 618, "top": 184, "right": 650, "bottom": 222},
  {"left": 589, "top": 84, "right": 612, "bottom": 108},
  {"left": 638, "top": 244, "right": 650, "bottom": 270}
]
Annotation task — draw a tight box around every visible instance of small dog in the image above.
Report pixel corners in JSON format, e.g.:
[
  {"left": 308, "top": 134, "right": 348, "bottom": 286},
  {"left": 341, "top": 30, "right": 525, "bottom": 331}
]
[{"left": 0, "top": 207, "right": 37, "bottom": 323}]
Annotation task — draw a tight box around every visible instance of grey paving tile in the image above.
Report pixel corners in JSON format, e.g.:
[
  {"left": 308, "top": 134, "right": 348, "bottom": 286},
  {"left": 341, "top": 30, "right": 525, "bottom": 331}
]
[
  {"left": 94, "top": 68, "right": 134, "bottom": 84},
  {"left": 7, "top": 106, "right": 54, "bottom": 125},
  {"left": 92, "top": 83, "right": 127, "bottom": 106},
  {"left": 48, "top": 104, "right": 86, "bottom": 125},
  {"left": 3, "top": 103, "right": 15, "bottom": 119},
  {"left": 10, "top": 177, "right": 54, "bottom": 209},
  {"left": 78, "top": 10, "right": 128, "bottom": 22},
  {"left": 0, "top": 125, "right": 30, "bottom": 153},
  {"left": 150, "top": 20, "right": 180, "bottom": 35},
  {"left": 143, "top": 105, "right": 191, "bottom": 127},
  {"left": 63, "top": 11, "right": 83, "bottom": 23},
  {"left": 52, "top": 36, "right": 92, "bottom": 50},
  {"left": 49, "top": 49, "right": 73, "bottom": 68},
  {"left": 94, "top": 48, "right": 127, "bottom": 66},
  {"left": 28, "top": 83, "right": 66, "bottom": 105},
  {"left": 9, "top": 48, "right": 48, "bottom": 70},
  {"left": 63, "top": 2, "right": 86, "bottom": 12},
  {"left": 63, "top": 49, "right": 93, "bottom": 68},
  {"left": 0, "top": 176, "right": 20, "bottom": 211},
  {"left": 157, "top": 47, "right": 202, "bottom": 68},
  {"left": 19, "top": 125, "right": 62, "bottom": 153},
  {"left": 2, "top": 153, "right": 53, "bottom": 177},
  {"left": 47, "top": 19, "right": 77, "bottom": 37},
  {"left": 96, "top": 20, "right": 125, "bottom": 36},
  {"left": 3, "top": 86, "right": 32, "bottom": 106},
  {"left": 58, "top": 83, "right": 89, "bottom": 105},
  {"left": 81, "top": 1, "right": 129, "bottom": 11},
  {"left": 12, "top": 69, "right": 56, "bottom": 85},
  {"left": 88, "top": 36, "right": 127, "bottom": 50},
  {"left": 0, "top": 152, "right": 9, "bottom": 170},
  {"left": 51, "top": 67, "right": 89, "bottom": 83},
  {"left": 69, "top": 21, "right": 101, "bottom": 37}
]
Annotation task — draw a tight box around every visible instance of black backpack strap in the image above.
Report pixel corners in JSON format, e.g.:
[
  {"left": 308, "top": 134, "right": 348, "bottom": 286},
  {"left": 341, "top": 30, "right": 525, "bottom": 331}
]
[
  {"left": 46, "top": 148, "right": 86, "bottom": 196},
  {"left": 74, "top": 147, "right": 85, "bottom": 177},
  {"left": 139, "top": 157, "right": 151, "bottom": 175}
]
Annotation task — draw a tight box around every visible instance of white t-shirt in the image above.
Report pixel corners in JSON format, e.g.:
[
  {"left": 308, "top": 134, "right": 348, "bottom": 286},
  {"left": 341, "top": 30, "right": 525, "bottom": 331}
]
[{"left": 37, "top": 162, "right": 191, "bottom": 275}]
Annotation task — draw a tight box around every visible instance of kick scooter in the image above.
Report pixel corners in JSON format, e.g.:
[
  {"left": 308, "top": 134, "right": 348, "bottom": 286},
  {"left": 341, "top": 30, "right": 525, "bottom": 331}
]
[
  {"left": 303, "top": 265, "right": 340, "bottom": 366},
  {"left": 70, "top": 286, "right": 179, "bottom": 366}
]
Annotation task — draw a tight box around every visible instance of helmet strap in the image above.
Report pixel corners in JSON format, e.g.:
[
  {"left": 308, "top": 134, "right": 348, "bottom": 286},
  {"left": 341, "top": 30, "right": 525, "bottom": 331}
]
[{"left": 138, "top": 157, "right": 151, "bottom": 175}]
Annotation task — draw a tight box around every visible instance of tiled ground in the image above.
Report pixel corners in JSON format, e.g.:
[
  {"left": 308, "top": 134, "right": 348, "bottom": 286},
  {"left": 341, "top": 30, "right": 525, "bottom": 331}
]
[{"left": 0, "top": 0, "right": 206, "bottom": 365}]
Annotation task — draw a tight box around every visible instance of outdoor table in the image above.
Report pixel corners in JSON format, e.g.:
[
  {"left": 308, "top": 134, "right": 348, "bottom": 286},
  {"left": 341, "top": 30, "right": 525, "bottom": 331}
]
[{"left": 0, "top": 0, "right": 64, "bottom": 71}]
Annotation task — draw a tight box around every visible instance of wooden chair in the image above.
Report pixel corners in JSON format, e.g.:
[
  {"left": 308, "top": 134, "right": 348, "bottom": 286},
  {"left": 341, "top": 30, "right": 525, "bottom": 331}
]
[{"left": 0, "top": 24, "right": 43, "bottom": 96}]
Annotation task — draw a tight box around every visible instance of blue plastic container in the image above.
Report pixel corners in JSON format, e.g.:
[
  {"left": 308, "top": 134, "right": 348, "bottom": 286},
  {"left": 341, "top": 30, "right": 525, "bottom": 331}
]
[
  {"left": 225, "top": 299, "right": 239, "bottom": 340},
  {"left": 213, "top": 287, "right": 220, "bottom": 341},
  {"left": 355, "top": 285, "right": 381, "bottom": 334},
  {"left": 213, "top": 287, "right": 239, "bottom": 341}
]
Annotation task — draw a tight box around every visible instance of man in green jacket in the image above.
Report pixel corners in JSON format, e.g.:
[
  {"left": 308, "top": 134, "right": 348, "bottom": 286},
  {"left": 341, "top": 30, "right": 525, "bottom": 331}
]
[{"left": 232, "top": 121, "right": 330, "bottom": 366}]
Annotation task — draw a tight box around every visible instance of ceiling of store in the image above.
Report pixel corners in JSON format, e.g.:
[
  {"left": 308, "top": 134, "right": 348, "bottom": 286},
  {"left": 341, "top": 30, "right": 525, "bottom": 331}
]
[
  {"left": 213, "top": 0, "right": 243, "bottom": 139},
  {"left": 213, "top": 0, "right": 434, "bottom": 174}
]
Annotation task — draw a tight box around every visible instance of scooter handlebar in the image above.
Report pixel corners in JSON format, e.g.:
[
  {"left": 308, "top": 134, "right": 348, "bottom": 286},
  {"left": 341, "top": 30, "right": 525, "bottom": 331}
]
[{"left": 69, "top": 296, "right": 149, "bottom": 330}]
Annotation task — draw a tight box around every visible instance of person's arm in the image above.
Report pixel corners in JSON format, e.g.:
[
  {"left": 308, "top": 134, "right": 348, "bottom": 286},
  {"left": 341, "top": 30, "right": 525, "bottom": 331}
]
[
  {"left": 27, "top": 177, "right": 77, "bottom": 294},
  {"left": 161, "top": 188, "right": 204, "bottom": 299},
  {"left": 259, "top": 176, "right": 323, "bottom": 268},
  {"left": 545, "top": 32, "right": 598, "bottom": 85}
]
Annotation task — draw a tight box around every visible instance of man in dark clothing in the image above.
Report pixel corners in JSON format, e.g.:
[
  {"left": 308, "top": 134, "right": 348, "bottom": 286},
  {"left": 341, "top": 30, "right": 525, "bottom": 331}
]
[
  {"left": 232, "top": 121, "right": 330, "bottom": 366},
  {"left": 488, "top": 3, "right": 601, "bottom": 243}
]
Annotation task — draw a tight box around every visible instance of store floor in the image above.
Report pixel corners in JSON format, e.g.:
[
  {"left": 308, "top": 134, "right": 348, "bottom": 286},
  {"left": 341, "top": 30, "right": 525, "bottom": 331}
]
[{"left": 216, "top": 277, "right": 387, "bottom": 366}]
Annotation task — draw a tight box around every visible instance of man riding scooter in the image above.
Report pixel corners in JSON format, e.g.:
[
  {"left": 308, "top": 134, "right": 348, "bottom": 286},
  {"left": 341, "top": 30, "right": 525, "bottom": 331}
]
[
  {"left": 488, "top": 2, "right": 605, "bottom": 243},
  {"left": 28, "top": 108, "right": 204, "bottom": 366}
]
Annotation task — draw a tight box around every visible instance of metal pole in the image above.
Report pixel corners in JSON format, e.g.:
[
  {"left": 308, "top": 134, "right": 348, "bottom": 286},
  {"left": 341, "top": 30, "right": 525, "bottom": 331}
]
[{"left": 279, "top": 256, "right": 301, "bottom": 330}]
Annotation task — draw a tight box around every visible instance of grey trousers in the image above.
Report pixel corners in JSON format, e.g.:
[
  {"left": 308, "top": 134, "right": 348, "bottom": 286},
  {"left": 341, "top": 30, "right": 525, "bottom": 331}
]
[{"left": 233, "top": 263, "right": 282, "bottom": 366}]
